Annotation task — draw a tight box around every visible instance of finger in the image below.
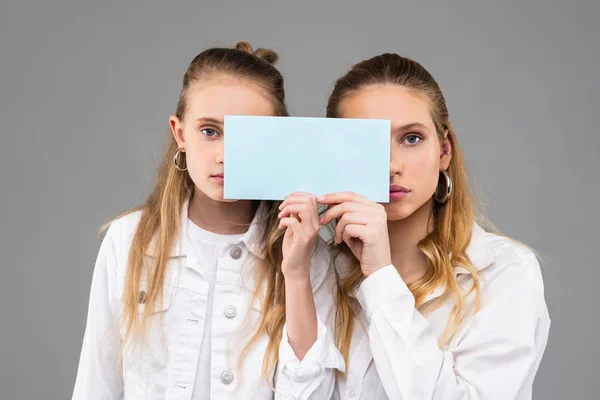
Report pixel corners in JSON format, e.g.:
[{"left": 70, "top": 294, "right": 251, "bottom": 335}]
[
  {"left": 279, "top": 199, "right": 319, "bottom": 228},
  {"left": 278, "top": 217, "right": 301, "bottom": 231},
  {"left": 278, "top": 193, "right": 317, "bottom": 211},
  {"left": 279, "top": 204, "right": 309, "bottom": 222},
  {"left": 341, "top": 223, "right": 367, "bottom": 245},
  {"left": 320, "top": 202, "right": 373, "bottom": 225},
  {"left": 290, "top": 212, "right": 301, "bottom": 222},
  {"left": 318, "top": 191, "right": 372, "bottom": 206},
  {"left": 305, "top": 193, "right": 319, "bottom": 213},
  {"left": 282, "top": 208, "right": 319, "bottom": 235},
  {"left": 278, "top": 217, "right": 310, "bottom": 242},
  {"left": 334, "top": 213, "right": 369, "bottom": 244},
  {"left": 289, "top": 191, "right": 315, "bottom": 198}
]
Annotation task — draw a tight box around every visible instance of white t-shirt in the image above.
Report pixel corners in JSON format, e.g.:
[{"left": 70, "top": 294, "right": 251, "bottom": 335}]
[{"left": 187, "top": 218, "right": 244, "bottom": 395}]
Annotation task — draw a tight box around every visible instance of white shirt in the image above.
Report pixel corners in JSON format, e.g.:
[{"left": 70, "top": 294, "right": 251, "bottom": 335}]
[
  {"left": 187, "top": 220, "right": 243, "bottom": 397},
  {"left": 72, "top": 201, "right": 344, "bottom": 400},
  {"left": 334, "top": 223, "right": 550, "bottom": 400}
]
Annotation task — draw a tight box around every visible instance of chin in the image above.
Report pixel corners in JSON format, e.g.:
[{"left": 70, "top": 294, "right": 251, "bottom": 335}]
[
  {"left": 383, "top": 202, "right": 418, "bottom": 221},
  {"left": 201, "top": 187, "right": 239, "bottom": 203},
  {"left": 219, "top": 198, "right": 239, "bottom": 203},
  {"left": 211, "top": 193, "right": 239, "bottom": 203}
]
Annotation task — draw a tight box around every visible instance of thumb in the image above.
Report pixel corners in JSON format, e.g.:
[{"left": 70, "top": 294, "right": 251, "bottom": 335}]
[
  {"left": 344, "top": 237, "right": 362, "bottom": 258},
  {"left": 284, "top": 225, "right": 294, "bottom": 241}
]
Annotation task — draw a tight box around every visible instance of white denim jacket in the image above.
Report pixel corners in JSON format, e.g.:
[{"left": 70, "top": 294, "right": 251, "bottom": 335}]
[
  {"left": 334, "top": 224, "right": 550, "bottom": 400},
  {"left": 72, "top": 201, "right": 344, "bottom": 400}
]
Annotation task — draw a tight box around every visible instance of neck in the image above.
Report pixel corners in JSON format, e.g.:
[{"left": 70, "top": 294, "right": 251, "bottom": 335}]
[
  {"left": 188, "top": 190, "right": 255, "bottom": 235},
  {"left": 387, "top": 199, "right": 435, "bottom": 284}
]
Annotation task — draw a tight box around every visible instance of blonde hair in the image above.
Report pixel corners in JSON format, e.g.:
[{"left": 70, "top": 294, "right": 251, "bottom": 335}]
[
  {"left": 107, "top": 41, "right": 290, "bottom": 382},
  {"left": 326, "top": 53, "right": 481, "bottom": 368}
]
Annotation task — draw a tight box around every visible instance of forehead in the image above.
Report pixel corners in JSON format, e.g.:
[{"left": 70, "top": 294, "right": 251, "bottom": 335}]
[
  {"left": 184, "top": 77, "right": 275, "bottom": 119},
  {"left": 340, "top": 84, "right": 433, "bottom": 127}
]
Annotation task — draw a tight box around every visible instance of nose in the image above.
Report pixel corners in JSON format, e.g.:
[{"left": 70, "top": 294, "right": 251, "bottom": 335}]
[
  {"left": 390, "top": 152, "right": 402, "bottom": 177},
  {"left": 216, "top": 142, "right": 224, "bottom": 164}
]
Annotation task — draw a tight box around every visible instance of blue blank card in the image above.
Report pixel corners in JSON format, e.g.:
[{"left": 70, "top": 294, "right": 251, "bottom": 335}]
[{"left": 223, "top": 115, "right": 390, "bottom": 202}]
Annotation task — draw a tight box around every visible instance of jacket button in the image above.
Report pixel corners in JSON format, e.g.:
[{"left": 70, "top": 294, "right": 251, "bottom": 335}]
[
  {"left": 229, "top": 246, "right": 243, "bottom": 260},
  {"left": 138, "top": 291, "right": 147, "bottom": 304},
  {"left": 224, "top": 305, "right": 237, "bottom": 318},
  {"left": 221, "top": 370, "right": 234, "bottom": 384},
  {"left": 348, "top": 387, "right": 357, "bottom": 399}
]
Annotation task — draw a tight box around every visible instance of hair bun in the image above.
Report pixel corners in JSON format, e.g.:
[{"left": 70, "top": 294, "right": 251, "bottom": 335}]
[
  {"left": 232, "top": 41, "right": 254, "bottom": 53},
  {"left": 253, "top": 48, "right": 278, "bottom": 65},
  {"left": 232, "top": 41, "right": 279, "bottom": 65}
]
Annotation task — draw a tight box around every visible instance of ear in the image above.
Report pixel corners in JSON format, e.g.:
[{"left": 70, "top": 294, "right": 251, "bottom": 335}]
[
  {"left": 169, "top": 115, "right": 185, "bottom": 149},
  {"left": 440, "top": 130, "right": 452, "bottom": 170}
]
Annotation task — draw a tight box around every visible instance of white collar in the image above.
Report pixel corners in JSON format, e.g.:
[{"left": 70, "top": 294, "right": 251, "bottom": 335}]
[
  {"left": 342, "top": 222, "right": 497, "bottom": 302},
  {"left": 421, "top": 222, "right": 495, "bottom": 303},
  {"left": 145, "top": 198, "right": 271, "bottom": 259},
  {"left": 457, "top": 222, "right": 495, "bottom": 274}
]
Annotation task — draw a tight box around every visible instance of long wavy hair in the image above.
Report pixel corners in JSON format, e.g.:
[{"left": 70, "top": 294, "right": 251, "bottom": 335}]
[
  {"left": 109, "top": 41, "right": 290, "bottom": 382},
  {"left": 326, "top": 53, "right": 482, "bottom": 368}
]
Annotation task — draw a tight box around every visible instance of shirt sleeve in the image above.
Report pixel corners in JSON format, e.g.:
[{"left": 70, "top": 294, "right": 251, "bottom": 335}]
[
  {"left": 275, "top": 240, "right": 345, "bottom": 400},
  {"left": 72, "top": 223, "right": 124, "bottom": 400},
  {"left": 355, "top": 257, "right": 550, "bottom": 400}
]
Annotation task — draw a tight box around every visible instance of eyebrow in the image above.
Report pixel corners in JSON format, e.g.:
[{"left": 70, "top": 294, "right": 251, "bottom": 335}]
[
  {"left": 195, "top": 117, "right": 224, "bottom": 125},
  {"left": 393, "top": 122, "right": 429, "bottom": 132}
]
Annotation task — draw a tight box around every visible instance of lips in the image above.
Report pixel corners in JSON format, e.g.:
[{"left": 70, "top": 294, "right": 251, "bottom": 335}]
[
  {"left": 211, "top": 173, "right": 224, "bottom": 183},
  {"left": 389, "top": 184, "right": 410, "bottom": 200},
  {"left": 390, "top": 184, "right": 410, "bottom": 193}
]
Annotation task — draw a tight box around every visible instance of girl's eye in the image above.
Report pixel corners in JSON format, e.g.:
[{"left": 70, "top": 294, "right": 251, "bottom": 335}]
[
  {"left": 201, "top": 128, "right": 220, "bottom": 138},
  {"left": 404, "top": 134, "right": 421, "bottom": 146}
]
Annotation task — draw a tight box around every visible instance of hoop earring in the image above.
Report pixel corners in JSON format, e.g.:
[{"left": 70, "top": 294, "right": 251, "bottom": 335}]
[
  {"left": 174, "top": 148, "right": 187, "bottom": 171},
  {"left": 434, "top": 169, "right": 452, "bottom": 204}
]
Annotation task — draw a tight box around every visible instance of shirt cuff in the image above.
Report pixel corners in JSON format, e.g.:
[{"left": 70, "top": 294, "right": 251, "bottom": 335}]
[
  {"left": 355, "top": 264, "right": 412, "bottom": 321},
  {"left": 279, "top": 315, "right": 346, "bottom": 382}
]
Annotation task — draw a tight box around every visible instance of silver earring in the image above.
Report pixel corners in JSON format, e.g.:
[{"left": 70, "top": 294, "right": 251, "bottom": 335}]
[
  {"left": 174, "top": 148, "right": 187, "bottom": 171},
  {"left": 434, "top": 169, "right": 452, "bottom": 204}
]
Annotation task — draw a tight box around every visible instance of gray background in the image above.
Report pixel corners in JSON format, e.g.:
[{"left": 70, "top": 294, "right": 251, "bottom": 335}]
[{"left": 1, "top": 0, "right": 597, "bottom": 398}]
